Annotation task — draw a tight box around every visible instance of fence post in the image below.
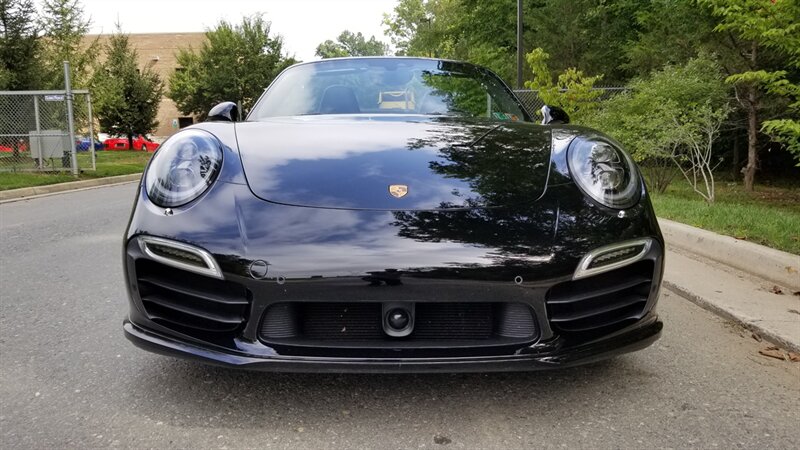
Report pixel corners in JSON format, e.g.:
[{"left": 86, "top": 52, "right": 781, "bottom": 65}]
[
  {"left": 87, "top": 93, "right": 96, "bottom": 171},
  {"left": 516, "top": 0, "right": 524, "bottom": 89},
  {"left": 64, "top": 61, "right": 78, "bottom": 176},
  {"left": 33, "top": 94, "right": 43, "bottom": 170}
]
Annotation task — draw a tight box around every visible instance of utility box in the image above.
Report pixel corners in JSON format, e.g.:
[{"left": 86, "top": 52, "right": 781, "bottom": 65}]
[{"left": 29, "top": 130, "right": 70, "bottom": 159}]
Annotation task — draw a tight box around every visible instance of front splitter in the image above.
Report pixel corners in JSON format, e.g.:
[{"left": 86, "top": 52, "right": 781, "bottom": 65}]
[{"left": 123, "top": 318, "right": 662, "bottom": 373}]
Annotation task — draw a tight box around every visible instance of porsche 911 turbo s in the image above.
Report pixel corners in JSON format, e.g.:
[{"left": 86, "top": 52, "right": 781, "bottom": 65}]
[{"left": 123, "top": 57, "right": 663, "bottom": 372}]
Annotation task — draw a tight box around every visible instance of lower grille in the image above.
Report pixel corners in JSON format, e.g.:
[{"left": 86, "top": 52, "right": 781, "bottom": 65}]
[
  {"left": 414, "top": 302, "right": 493, "bottom": 339},
  {"left": 301, "top": 303, "right": 383, "bottom": 340},
  {"left": 136, "top": 260, "right": 249, "bottom": 334},
  {"left": 546, "top": 261, "right": 654, "bottom": 336},
  {"left": 259, "top": 301, "right": 537, "bottom": 346}
]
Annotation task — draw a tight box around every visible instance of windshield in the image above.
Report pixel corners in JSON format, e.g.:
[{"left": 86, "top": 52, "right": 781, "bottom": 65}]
[{"left": 248, "top": 58, "right": 530, "bottom": 122}]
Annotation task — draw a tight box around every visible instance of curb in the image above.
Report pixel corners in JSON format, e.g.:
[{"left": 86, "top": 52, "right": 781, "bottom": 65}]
[
  {"left": 659, "top": 218, "right": 800, "bottom": 291},
  {"left": 660, "top": 221, "right": 800, "bottom": 354},
  {"left": 663, "top": 278, "right": 800, "bottom": 354},
  {"left": 0, "top": 173, "right": 142, "bottom": 203}
]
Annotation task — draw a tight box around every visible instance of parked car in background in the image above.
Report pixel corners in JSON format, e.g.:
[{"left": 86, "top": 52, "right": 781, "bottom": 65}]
[
  {"left": 76, "top": 136, "right": 104, "bottom": 152},
  {"left": 0, "top": 140, "right": 29, "bottom": 153},
  {"left": 104, "top": 135, "right": 159, "bottom": 152}
]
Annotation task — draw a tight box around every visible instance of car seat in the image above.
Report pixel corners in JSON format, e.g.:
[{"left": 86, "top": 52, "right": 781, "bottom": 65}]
[{"left": 318, "top": 85, "right": 361, "bottom": 114}]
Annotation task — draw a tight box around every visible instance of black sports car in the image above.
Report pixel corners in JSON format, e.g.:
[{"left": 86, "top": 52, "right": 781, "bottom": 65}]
[{"left": 123, "top": 57, "right": 663, "bottom": 372}]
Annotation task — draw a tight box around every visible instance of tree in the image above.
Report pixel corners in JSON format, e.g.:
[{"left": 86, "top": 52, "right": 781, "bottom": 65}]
[
  {"left": 524, "top": 48, "right": 604, "bottom": 122},
  {"left": 0, "top": 0, "right": 40, "bottom": 156},
  {"left": 383, "top": 0, "right": 516, "bottom": 81},
  {"left": 168, "top": 15, "right": 296, "bottom": 119},
  {"left": 699, "top": 0, "right": 800, "bottom": 189},
  {"left": 586, "top": 57, "right": 732, "bottom": 200},
  {"left": 524, "top": 0, "right": 643, "bottom": 84},
  {"left": 382, "top": 0, "right": 645, "bottom": 85},
  {"left": 91, "top": 29, "right": 163, "bottom": 148},
  {"left": 623, "top": 0, "right": 718, "bottom": 76},
  {"left": 670, "top": 101, "right": 732, "bottom": 203},
  {"left": 0, "top": 0, "right": 41, "bottom": 90},
  {"left": 382, "top": 0, "right": 449, "bottom": 58},
  {"left": 315, "top": 30, "right": 389, "bottom": 58},
  {"left": 314, "top": 40, "right": 348, "bottom": 59},
  {"left": 38, "top": 0, "right": 98, "bottom": 89},
  {"left": 454, "top": 0, "right": 517, "bottom": 81},
  {"left": 707, "top": 0, "right": 800, "bottom": 166}
]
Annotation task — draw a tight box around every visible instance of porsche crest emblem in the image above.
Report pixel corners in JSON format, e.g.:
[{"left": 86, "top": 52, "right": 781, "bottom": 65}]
[{"left": 388, "top": 184, "right": 408, "bottom": 198}]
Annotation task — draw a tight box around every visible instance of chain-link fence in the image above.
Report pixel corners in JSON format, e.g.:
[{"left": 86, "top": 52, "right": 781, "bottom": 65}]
[
  {"left": 513, "top": 87, "right": 629, "bottom": 119},
  {"left": 0, "top": 90, "right": 96, "bottom": 173}
]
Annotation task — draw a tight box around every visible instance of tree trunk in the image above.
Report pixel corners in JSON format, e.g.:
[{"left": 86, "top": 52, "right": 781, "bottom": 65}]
[
  {"left": 743, "top": 41, "right": 759, "bottom": 192},
  {"left": 731, "top": 132, "right": 739, "bottom": 180},
  {"left": 743, "top": 84, "right": 758, "bottom": 192},
  {"left": 127, "top": 133, "right": 133, "bottom": 151}
]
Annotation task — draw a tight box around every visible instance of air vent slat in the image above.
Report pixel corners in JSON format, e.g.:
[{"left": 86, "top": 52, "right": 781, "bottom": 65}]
[
  {"left": 553, "top": 310, "right": 645, "bottom": 332},
  {"left": 148, "top": 313, "right": 239, "bottom": 332},
  {"left": 142, "top": 294, "right": 243, "bottom": 325},
  {"left": 550, "top": 295, "right": 647, "bottom": 322},
  {"left": 139, "top": 276, "right": 248, "bottom": 306},
  {"left": 547, "top": 277, "right": 651, "bottom": 305}
]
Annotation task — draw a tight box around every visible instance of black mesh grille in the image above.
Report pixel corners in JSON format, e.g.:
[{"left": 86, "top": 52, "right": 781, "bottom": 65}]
[
  {"left": 495, "top": 302, "right": 539, "bottom": 338},
  {"left": 260, "top": 303, "right": 299, "bottom": 339},
  {"left": 414, "top": 303, "right": 493, "bottom": 339},
  {"left": 301, "top": 303, "right": 383, "bottom": 340},
  {"left": 260, "top": 302, "right": 536, "bottom": 343},
  {"left": 136, "top": 260, "right": 249, "bottom": 334},
  {"left": 546, "top": 261, "right": 654, "bottom": 336}
]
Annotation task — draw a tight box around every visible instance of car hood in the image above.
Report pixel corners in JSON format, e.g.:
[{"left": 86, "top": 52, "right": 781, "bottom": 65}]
[{"left": 235, "top": 116, "right": 552, "bottom": 210}]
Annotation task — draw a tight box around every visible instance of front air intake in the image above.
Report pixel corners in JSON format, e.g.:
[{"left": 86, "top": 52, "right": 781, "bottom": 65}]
[
  {"left": 547, "top": 260, "right": 654, "bottom": 336},
  {"left": 136, "top": 259, "right": 249, "bottom": 334},
  {"left": 138, "top": 236, "right": 223, "bottom": 279}
]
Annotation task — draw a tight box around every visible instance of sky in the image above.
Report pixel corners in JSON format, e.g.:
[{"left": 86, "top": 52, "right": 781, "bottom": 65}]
[{"left": 60, "top": 0, "right": 398, "bottom": 61}]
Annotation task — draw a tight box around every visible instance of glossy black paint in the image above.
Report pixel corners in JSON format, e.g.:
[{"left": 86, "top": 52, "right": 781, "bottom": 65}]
[
  {"left": 128, "top": 116, "right": 659, "bottom": 283},
  {"left": 235, "top": 116, "right": 552, "bottom": 210},
  {"left": 123, "top": 63, "right": 664, "bottom": 372}
]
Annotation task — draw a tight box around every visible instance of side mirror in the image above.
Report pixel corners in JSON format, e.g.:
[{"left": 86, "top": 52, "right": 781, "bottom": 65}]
[
  {"left": 540, "top": 105, "right": 569, "bottom": 125},
  {"left": 207, "top": 101, "right": 239, "bottom": 122}
]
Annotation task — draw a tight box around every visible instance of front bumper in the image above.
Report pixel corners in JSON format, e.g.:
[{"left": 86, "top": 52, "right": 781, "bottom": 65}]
[
  {"left": 124, "top": 314, "right": 662, "bottom": 373},
  {"left": 123, "top": 179, "right": 665, "bottom": 372}
]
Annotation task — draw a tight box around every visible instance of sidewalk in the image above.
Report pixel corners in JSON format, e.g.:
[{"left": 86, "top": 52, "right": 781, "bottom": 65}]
[{"left": 660, "top": 219, "right": 800, "bottom": 353}]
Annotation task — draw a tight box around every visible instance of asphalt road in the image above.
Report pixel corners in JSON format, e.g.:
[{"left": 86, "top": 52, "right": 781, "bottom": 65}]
[{"left": 1, "top": 183, "right": 799, "bottom": 449}]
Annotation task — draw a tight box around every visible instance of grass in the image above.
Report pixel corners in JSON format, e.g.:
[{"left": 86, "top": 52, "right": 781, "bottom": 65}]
[
  {"left": 0, "top": 151, "right": 151, "bottom": 191},
  {"left": 651, "top": 180, "right": 800, "bottom": 255}
]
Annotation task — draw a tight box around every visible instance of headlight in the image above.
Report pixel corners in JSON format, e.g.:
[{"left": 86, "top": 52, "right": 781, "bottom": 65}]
[
  {"left": 145, "top": 129, "right": 223, "bottom": 207},
  {"left": 567, "top": 137, "right": 640, "bottom": 209}
]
